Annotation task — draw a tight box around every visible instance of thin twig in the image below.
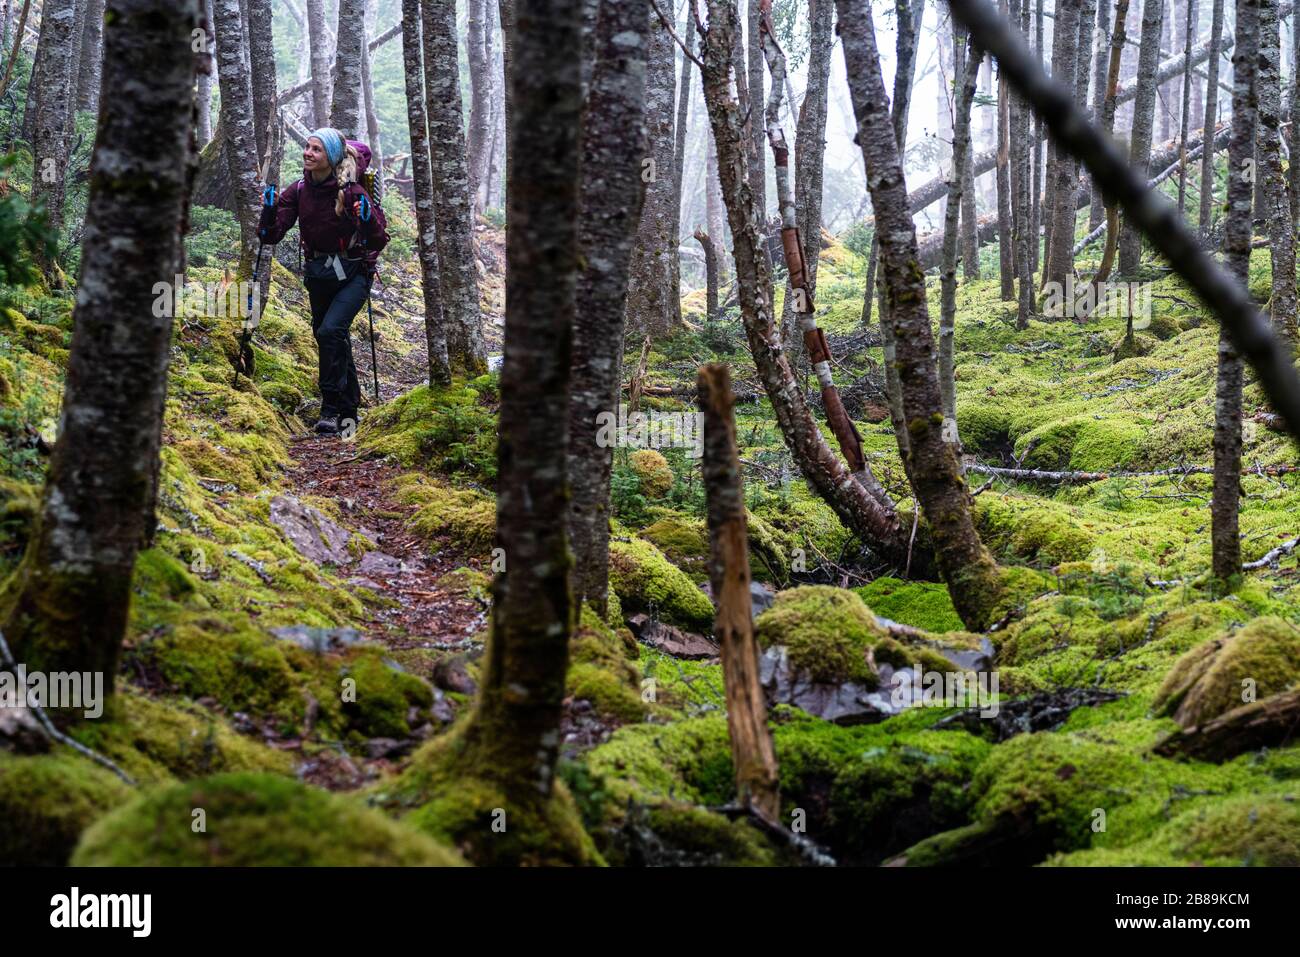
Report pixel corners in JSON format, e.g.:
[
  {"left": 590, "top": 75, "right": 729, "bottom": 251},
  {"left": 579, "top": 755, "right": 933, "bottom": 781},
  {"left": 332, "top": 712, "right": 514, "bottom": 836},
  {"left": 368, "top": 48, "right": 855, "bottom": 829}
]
[{"left": 651, "top": 0, "right": 705, "bottom": 68}]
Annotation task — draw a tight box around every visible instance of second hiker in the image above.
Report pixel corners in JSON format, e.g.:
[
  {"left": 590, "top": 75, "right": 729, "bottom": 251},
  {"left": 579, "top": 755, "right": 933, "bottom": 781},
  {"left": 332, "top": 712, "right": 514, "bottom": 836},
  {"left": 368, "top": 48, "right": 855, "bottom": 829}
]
[{"left": 257, "top": 128, "right": 389, "bottom": 435}]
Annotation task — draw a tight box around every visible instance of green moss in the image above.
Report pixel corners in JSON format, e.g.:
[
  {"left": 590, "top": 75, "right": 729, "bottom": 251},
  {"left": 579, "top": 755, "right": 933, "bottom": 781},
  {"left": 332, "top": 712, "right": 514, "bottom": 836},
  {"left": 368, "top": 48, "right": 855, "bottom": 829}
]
[
  {"left": 0, "top": 750, "right": 133, "bottom": 866},
  {"left": 358, "top": 381, "right": 497, "bottom": 482},
  {"left": 856, "top": 576, "right": 964, "bottom": 632},
  {"left": 73, "top": 773, "right": 464, "bottom": 866},
  {"left": 608, "top": 536, "right": 714, "bottom": 631},
  {"left": 640, "top": 514, "right": 709, "bottom": 582},
  {"left": 1152, "top": 616, "right": 1300, "bottom": 729},
  {"left": 630, "top": 448, "right": 674, "bottom": 498},
  {"left": 395, "top": 474, "right": 497, "bottom": 550},
  {"left": 754, "top": 585, "right": 884, "bottom": 684},
  {"left": 341, "top": 653, "right": 434, "bottom": 740}
]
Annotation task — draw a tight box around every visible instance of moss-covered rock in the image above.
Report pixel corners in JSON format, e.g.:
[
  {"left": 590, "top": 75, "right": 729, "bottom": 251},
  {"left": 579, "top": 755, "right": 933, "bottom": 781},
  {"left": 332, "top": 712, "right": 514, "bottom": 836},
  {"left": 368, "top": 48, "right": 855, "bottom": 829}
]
[
  {"left": 1152, "top": 616, "right": 1300, "bottom": 729},
  {"left": 855, "top": 577, "right": 963, "bottom": 633},
  {"left": 608, "top": 536, "right": 714, "bottom": 631},
  {"left": 73, "top": 773, "right": 464, "bottom": 866},
  {"left": 754, "top": 585, "right": 884, "bottom": 684},
  {"left": 0, "top": 750, "right": 133, "bottom": 866},
  {"left": 640, "top": 514, "right": 709, "bottom": 582},
  {"left": 395, "top": 474, "right": 496, "bottom": 550}
]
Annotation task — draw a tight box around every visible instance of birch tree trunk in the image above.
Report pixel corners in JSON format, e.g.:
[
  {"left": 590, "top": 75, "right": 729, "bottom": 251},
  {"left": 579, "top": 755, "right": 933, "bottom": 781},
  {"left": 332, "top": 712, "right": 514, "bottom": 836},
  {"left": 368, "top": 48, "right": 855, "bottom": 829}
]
[
  {"left": 1, "top": 0, "right": 202, "bottom": 694},
  {"left": 1256, "top": 0, "right": 1296, "bottom": 340},
  {"left": 700, "top": 0, "right": 917, "bottom": 574},
  {"left": 1117, "top": 0, "right": 1164, "bottom": 273},
  {"left": 626, "top": 11, "right": 679, "bottom": 340},
  {"left": 747, "top": 0, "right": 767, "bottom": 226},
  {"left": 247, "top": 0, "right": 277, "bottom": 160},
  {"left": 670, "top": 8, "right": 696, "bottom": 330},
  {"left": 330, "top": 0, "right": 364, "bottom": 134},
  {"left": 197, "top": 0, "right": 215, "bottom": 147},
  {"left": 306, "top": 0, "right": 332, "bottom": 126},
  {"left": 567, "top": 0, "right": 649, "bottom": 618},
  {"left": 213, "top": 0, "right": 260, "bottom": 278},
  {"left": 838, "top": 0, "right": 1004, "bottom": 629},
  {"left": 400, "top": 0, "right": 450, "bottom": 385},
  {"left": 422, "top": 0, "right": 487, "bottom": 373},
  {"left": 1213, "top": 0, "right": 1257, "bottom": 580},
  {"left": 75, "top": 0, "right": 106, "bottom": 113}
]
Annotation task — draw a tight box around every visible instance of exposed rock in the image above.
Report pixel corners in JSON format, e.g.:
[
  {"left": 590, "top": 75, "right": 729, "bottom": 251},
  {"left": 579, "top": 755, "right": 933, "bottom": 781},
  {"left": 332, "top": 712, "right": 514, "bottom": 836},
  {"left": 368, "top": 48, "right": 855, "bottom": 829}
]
[
  {"left": 269, "top": 625, "right": 363, "bottom": 654},
  {"left": 627, "top": 613, "right": 718, "bottom": 660},
  {"left": 0, "top": 706, "right": 49, "bottom": 754},
  {"left": 760, "top": 646, "right": 890, "bottom": 725},
  {"left": 432, "top": 654, "right": 478, "bottom": 695},
  {"left": 269, "top": 494, "right": 351, "bottom": 565},
  {"left": 932, "top": 687, "right": 1125, "bottom": 742},
  {"left": 365, "top": 737, "right": 413, "bottom": 760},
  {"left": 357, "top": 550, "right": 405, "bottom": 577}
]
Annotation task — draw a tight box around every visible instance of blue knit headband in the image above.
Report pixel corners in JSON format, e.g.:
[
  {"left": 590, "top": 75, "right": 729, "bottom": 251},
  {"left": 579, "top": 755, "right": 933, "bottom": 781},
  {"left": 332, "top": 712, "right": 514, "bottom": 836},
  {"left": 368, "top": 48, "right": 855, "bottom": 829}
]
[{"left": 309, "top": 128, "right": 345, "bottom": 167}]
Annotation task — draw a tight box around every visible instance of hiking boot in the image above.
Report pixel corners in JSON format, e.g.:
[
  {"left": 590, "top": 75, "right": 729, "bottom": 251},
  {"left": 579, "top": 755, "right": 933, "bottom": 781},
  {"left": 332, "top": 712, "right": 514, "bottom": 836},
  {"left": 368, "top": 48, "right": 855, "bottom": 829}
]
[{"left": 314, "top": 415, "right": 341, "bottom": 435}]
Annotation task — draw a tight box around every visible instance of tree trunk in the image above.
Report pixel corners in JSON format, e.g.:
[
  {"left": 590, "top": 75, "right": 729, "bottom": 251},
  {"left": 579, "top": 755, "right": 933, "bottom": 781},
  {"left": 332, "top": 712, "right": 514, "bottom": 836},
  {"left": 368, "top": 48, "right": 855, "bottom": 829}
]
[
  {"left": 696, "top": 228, "right": 719, "bottom": 322},
  {"left": 1042, "top": 0, "right": 1082, "bottom": 289},
  {"left": 1, "top": 0, "right": 202, "bottom": 696},
  {"left": 837, "top": 0, "right": 1004, "bottom": 630},
  {"left": 76, "top": 0, "right": 106, "bottom": 113},
  {"left": 422, "top": 0, "right": 487, "bottom": 373},
  {"left": 1199, "top": 0, "right": 1224, "bottom": 235},
  {"left": 626, "top": 12, "right": 679, "bottom": 340},
  {"left": 995, "top": 0, "right": 1014, "bottom": 295},
  {"left": 698, "top": 362, "right": 781, "bottom": 823},
  {"left": 1089, "top": 0, "right": 1113, "bottom": 230},
  {"left": 1176, "top": 0, "right": 1197, "bottom": 212},
  {"left": 27, "top": 0, "right": 77, "bottom": 270},
  {"left": 212, "top": 0, "right": 260, "bottom": 278},
  {"left": 361, "top": 0, "right": 384, "bottom": 193},
  {"left": 960, "top": 39, "right": 982, "bottom": 282},
  {"left": 1118, "top": 0, "right": 1164, "bottom": 273},
  {"left": 400, "top": 0, "right": 450, "bottom": 385},
  {"left": 247, "top": 0, "right": 276, "bottom": 158},
  {"left": 669, "top": 7, "right": 695, "bottom": 334},
  {"left": 466, "top": 0, "right": 492, "bottom": 216},
  {"left": 942, "top": 30, "right": 983, "bottom": 445},
  {"left": 306, "top": 0, "right": 332, "bottom": 126},
  {"left": 747, "top": 0, "right": 767, "bottom": 226},
  {"left": 1032, "top": 0, "right": 1044, "bottom": 273},
  {"left": 1256, "top": 0, "right": 1296, "bottom": 340},
  {"left": 1289, "top": 0, "right": 1300, "bottom": 225},
  {"left": 330, "top": 0, "right": 364, "bottom": 134},
  {"left": 1014, "top": 0, "right": 1036, "bottom": 327},
  {"left": 485, "top": 0, "right": 504, "bottom": 210},
  {"left": 197, "top": 0, "right": 215, "bottom": 147},
  {"left": 779, "top": 0, "right": 832, "bottom": 353},
  {"left": 454, "top": 0, "right": 582, "bottom": 851},
  {"left": 706, "top": 132, "right": 727, "bottom": 275},
  {"left": 700, "top": 0, "right": 918, "bottom": 574},
  {"left": 567, "top": 0, "right": 649, "bottom": 618}
]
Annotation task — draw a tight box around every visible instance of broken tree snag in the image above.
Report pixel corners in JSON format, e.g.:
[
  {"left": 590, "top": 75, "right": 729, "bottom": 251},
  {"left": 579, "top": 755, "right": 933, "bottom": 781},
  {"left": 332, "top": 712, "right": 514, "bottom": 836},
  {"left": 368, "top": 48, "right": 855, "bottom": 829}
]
[
  {"left": 694, "top": 228, "right": 719, "bottom": 323},
  {"left": 698, "top": 0, "right": 918, "bottom": 572},
  {"left": 836, "top": 0, "right": 1004, "bottom": 630},
  {"left": 698, "top": 362, "right": 781, "bottom": 823},
  {"left": 1153, "top": 689, "right": 1300, "bottom": 762},
  {"left": 627, "top": 335, "right": 651, "bottom": 415},
  {"left": 758, "top": 2, "right": 870, "bottom": 482},
  {"left": 946, "top": 0, "right": 1300, "bottom": 443}
]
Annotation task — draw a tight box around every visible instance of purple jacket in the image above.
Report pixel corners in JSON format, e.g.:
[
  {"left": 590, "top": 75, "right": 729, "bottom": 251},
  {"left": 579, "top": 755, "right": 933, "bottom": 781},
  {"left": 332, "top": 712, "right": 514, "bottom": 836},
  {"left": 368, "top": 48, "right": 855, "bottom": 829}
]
[{"left": 258, "top": 143, "right": 389, "bottom": 273}]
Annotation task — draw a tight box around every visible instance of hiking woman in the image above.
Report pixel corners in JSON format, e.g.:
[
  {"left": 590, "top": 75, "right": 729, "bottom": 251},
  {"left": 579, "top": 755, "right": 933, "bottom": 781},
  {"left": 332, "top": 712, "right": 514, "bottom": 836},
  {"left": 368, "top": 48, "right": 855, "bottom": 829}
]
[{"left": 257, "top": 128, "right": 389, "bottom": 435}]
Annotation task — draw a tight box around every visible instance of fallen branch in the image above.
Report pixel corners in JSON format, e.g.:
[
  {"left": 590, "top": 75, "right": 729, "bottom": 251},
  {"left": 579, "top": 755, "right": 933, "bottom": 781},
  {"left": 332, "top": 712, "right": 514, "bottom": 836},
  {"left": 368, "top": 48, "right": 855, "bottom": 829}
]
[{"left": 968, "top": 462, "right": 1300, "bottom": 483}]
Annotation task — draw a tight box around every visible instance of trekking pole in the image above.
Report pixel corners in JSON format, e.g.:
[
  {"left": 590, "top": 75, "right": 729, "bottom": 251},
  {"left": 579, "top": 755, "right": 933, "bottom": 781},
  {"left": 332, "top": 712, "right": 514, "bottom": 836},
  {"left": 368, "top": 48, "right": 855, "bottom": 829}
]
[
  {"left": 235, "top": 240, "right": 265, "bottom": 386},
  {"left": 359, "top": 193, "right": 380, "bottom": 403}
]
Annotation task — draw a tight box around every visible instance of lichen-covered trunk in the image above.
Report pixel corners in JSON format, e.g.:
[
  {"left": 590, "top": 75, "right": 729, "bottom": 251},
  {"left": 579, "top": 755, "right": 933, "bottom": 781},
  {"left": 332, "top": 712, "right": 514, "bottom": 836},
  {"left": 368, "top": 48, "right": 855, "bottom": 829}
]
[
  {"left": 1198, "top": 0, "right": 1224, "bottom": 236},
  {"left": 422, "top": 0, "right": 486, "bottom": 374},
  {"left": 700, "top": 0, "right": 918, "bottom": 574},
  {"left": 28, "top": 0, "right": 77, "bottom": 271},
  {"left": 400, "top": 0, "right": 450, "bottom": 385},
  {"left": 567, "top": 0, "right": 649, "bottom": 618},
  {"left": 306, "top": 0, "right": 332, "bottom": 126},
  {"left": 1041, "top": 0, "right": 1082, "bottom": 288},
  {"left": 941, "top": 32, "right": 982, "bottom": 440},
  {"left": 1216, "top": 0, "right": 1257, "bottom": 579},
  {"left": 1290, "top": 1, "right": 1300, "bottom": 225},
  {"left": 1256, "top": 0, "right": 1296, "bottom": 341},
  {"left": 466, "top": 0, "right": 492, "bottom": 216},
  {"left": 76, "top": 0, "right": 107, "bottom": 113},
  {"left": 197, "top": 0, "right": 215, "bottom": 146},
  {"left": 213, "top": 0, "right": 260, "bottom": 278},
  {"left": 746, "top": 0, "right": 767, "bottom": 226},
  {"left": 836, "top": 0, "right": 1003, "bottom": 629},
  {"left": 2, "top": 0, "right": 202, "bottom": 697},
  {"left": 330, "top": 0, "right": 364, "bottom": 134},
  {"left": 625, "top": 12, "right": 679, "bottom": 340},
  {"left": 1118, "top": 0, "right": 1164, "bottom": 273},
  {"left": 247, "top": 0, "right": 277, "bottom": 159},
  {"left": 463, "top": 0, "right": 580, "bottom": 800},
  {"left": 698, "top": 363, "right": 780, "bottom": 822}
]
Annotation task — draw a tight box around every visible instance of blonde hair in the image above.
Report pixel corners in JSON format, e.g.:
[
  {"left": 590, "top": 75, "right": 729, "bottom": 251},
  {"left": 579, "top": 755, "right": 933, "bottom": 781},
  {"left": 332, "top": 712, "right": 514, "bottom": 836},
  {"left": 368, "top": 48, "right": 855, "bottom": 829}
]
[{"left": 333, "top": 143, "right": 361, "bottom": 217}]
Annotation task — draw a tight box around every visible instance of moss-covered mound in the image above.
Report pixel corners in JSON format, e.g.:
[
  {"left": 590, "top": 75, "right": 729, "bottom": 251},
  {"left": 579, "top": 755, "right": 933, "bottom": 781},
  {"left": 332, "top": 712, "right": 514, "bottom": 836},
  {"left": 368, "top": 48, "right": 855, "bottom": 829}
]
[
  {"left": 608, "top": 536, "right": 714, "bottom": 631},
  {"left": 73, "top": 772, "right": 464, "bottom": 866},
  {"left": 754, "top": 585, "right": 885, "bottom": 684},
  {"left": 629, "top": 449, "right": 674, "bottom": 498},
  {"left": 0, "top": 750, "right": 134, "bottom": 866},
  {"left": 1152, "top": 616, "right": 1300, "bottom": 729}
]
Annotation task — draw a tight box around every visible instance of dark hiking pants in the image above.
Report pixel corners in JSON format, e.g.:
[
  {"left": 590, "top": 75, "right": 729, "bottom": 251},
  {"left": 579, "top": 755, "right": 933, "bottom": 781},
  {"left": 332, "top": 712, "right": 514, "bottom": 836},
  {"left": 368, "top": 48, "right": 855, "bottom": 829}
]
[{"left": 304, "top": 257, "right": 367, "bottom": 424}]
